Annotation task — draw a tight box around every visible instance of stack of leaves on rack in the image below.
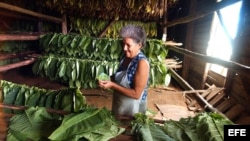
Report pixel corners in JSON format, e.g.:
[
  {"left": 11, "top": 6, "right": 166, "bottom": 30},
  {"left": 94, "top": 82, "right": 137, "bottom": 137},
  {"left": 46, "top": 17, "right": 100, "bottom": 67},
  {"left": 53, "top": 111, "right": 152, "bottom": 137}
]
[
  {"left": 0, "top": 80, "right": 86, "bottom": 113},
  {"left": 33, "top": 33, "right": 170, "bottom": 89}
]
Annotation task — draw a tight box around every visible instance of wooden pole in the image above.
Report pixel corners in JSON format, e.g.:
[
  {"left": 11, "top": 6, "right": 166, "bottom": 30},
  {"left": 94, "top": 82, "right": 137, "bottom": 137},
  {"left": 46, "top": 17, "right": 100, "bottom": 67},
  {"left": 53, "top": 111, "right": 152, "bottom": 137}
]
[
  {"left": 0, "top": 34, "right": 40, "bottom": 41},
  {"left": 162, "top": 0, "right": 241, "bottom": 28},
  {"left": 0, "top": 51, "right": 36, "bottom": 60},
  {"left": 166, "top": 45, "right": 250, "bottom": 76},
  {"left": 0, "top": 59, "right": 36, "bottom": 72},
  {"left": 98, "top": 18, "right": 116, "bottom": 38},
  {"left": 62, "top": 14, "right": 67, "bottom": 34},
  {"left": 0, "top": 2, "right": 62, "bottom": 23}
]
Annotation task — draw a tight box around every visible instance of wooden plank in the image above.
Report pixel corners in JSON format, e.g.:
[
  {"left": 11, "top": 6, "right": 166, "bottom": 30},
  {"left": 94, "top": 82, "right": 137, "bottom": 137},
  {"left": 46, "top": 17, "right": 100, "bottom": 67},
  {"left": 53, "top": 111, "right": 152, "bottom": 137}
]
[
  {"left": 208, "top": 92, "right": 226, "bottom": 106},
  {"left": 216, "top": 98, "right": 235, "bottom": 113},
  {"left": 205, "top": 88, "right": 224, "bottom": 101},
  {"left": 200, "top": 90, "right": 211, "bottom": 98},
  {"left": 0, "top": 2, "right": 62, "bottom": 23},
  {"left": 155, "top": 104, "right": 195, "bottom": 121},
  {"left": 224, "top": 104, "right": 244, "bottom": 121},
  {"left": 207, "top": 70, "right": 226, "bottom": 87}
]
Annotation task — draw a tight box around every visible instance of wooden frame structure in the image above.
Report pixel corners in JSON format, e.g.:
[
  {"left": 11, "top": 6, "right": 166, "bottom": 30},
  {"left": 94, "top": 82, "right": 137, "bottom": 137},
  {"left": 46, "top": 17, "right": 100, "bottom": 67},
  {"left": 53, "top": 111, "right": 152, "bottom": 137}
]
[{"left": 0, "top": 2, "right": 66, "bottom": 73}]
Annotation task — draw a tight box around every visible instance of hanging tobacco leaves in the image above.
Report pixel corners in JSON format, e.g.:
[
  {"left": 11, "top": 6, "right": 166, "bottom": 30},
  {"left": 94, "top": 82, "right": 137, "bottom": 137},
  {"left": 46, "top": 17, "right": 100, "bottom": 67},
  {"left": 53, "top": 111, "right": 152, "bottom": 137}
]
[
  {"left": 35, "top": 33, "right": 171, "bottom": 89},
  {"left": 0, "top": 80, "right": 86, "bottom": 113}
]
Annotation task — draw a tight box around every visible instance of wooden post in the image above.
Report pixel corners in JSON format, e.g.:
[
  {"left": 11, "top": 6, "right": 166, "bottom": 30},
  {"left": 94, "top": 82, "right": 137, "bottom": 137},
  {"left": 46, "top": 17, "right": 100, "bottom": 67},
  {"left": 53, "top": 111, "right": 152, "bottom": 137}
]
[
  {"left": 161, "top": 0, "right": 168, "bottom": 41},
  {"left": 62, "top": 14, "right": 67, "bottom": 34},
  {"left": 181, "top": 0, "right": 196, "bottom": 83}
]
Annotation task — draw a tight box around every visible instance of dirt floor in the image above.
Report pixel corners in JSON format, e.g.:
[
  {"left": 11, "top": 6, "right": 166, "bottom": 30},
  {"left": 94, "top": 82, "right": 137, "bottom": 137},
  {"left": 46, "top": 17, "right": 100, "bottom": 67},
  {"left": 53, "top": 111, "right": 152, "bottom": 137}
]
[{"left": 0, "top": 66, "right": 195, "bottom": 140}]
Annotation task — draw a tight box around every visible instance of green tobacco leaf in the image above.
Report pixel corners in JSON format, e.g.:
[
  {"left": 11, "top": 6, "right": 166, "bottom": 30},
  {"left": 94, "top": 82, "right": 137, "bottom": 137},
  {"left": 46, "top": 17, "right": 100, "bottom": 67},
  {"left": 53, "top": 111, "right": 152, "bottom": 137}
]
[
  {"left": 3, "top": 85, "right": 20, "bottom": 105},
  {"left": 196, "top": 112, "right": 234, "bottom": 141},
  {"left": 131, "top": 113, "right": 174, "bottom": 141},
  {"left": 162, "top": 112, "right": 234, "bottom": 141},
  {"left": 14, "top": 86, "right": 26, "bottom": 106},
  {"left": 49, "top": 108, "right": 124, "bottom": 140},
  {"left": 96, "top": 72, "right": 110, "bottom": 81},
  {"left": 7, "top": 107, "right": 61, "bottom": 141}
]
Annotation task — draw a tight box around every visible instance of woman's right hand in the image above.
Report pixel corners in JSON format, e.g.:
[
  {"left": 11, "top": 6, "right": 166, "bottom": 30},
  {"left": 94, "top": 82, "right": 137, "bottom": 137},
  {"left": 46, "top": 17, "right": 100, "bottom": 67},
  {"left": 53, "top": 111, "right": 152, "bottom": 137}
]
[{"left": 99, "top": 80, "right": 113, "bottom": 89}]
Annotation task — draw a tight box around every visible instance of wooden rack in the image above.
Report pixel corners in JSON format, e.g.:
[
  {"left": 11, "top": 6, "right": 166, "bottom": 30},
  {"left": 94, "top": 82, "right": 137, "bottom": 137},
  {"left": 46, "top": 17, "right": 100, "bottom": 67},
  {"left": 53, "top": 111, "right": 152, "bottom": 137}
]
[{"left": 0, "top": 2, "right": 66, "bottom": 75}]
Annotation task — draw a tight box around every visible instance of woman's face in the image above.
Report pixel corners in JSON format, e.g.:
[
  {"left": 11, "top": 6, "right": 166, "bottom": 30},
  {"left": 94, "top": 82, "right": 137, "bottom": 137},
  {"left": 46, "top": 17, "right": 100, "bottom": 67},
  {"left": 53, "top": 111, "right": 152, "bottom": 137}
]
[{"left": 122, "top": 37, "right": 142, "bottom": 58}]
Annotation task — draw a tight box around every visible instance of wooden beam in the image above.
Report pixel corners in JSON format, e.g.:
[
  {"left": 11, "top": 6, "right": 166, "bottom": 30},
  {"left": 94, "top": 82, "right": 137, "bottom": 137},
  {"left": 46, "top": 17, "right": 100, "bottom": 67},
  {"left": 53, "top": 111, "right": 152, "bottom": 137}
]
[
  {"left": 0, "top": 2, "right": 62, "bottom": 23},
  {"left": 0, "top": 11, "right": 34, "bottom": 20},
  {"left": 0, "top": 34, "right": 40, "bottom": 41},
  {"left": 181, "top": 0, "right": 196, "bottom": 84},
  {"left": 0, "top": 51, "right": 36, "bottom": 60},
  {"left": 98, "top": 18, "right": 116, "bottom": 38},
  {"left": 0, "top": 59, "right": 36, "bottom": 72},
  {"left": 162, "top": 0, "right": 241, "bottom": 28},
  {"left": 166, "top": 45, "right": 250, "bottom": 76}
]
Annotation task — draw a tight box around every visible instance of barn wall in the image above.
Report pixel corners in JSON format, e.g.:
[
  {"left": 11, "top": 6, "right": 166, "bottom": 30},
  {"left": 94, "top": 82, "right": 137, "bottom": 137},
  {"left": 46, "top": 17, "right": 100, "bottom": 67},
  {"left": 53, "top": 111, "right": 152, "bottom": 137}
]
[
  {"left": 168, "top": 0, "right": 250, "bottom": 123},
  {"left": 186, "top": 15, "right": 213, "bottom": 89},
  {"left": 228, "top": 0, "right": 250, "bottom": 113}
]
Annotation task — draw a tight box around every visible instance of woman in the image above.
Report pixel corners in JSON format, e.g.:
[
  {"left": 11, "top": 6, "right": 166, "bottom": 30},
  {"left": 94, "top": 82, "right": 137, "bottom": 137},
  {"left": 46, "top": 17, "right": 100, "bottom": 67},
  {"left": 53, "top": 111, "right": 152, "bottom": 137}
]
[{"left": 99, "top": 25, "right": 150, "bottom": 116}]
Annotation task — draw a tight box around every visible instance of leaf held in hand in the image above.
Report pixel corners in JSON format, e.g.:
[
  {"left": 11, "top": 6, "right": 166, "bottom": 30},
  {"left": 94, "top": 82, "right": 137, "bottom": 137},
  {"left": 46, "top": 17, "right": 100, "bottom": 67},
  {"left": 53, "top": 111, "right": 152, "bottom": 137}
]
[{"left": 96, "top": 73, "right": 110, "bottom": 81}]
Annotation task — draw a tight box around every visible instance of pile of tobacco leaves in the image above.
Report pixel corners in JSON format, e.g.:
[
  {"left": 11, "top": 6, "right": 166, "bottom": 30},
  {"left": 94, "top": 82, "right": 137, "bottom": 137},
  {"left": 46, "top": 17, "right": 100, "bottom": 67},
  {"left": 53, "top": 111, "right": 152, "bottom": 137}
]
[
  {"left": 131, "top": 112, "right": 235, "bottom": 141},
  {"left": 7, "top": 107, "right": 125, "bottom": 141}
]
